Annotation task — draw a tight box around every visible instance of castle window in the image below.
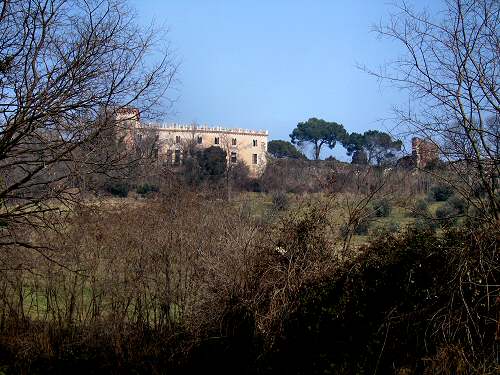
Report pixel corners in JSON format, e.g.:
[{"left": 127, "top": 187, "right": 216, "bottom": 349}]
[
  {"left": 252, "top": 154, "right": 258, "bottom": 164},
  {"left": 197, "top": 136, "right": 202, "bottom": 144},
  {"left": 253, "top": 139, "right": 257, "bottom": 147},
  {"left": 232, "top": 138, "right": 237, "bottom": 146},
  {"left": 231, "top": 152, "right": 237, "bottom": 163},
  {"left": 174, "top": 150, "right": 181, "bottom": 165},
  {"left": 214, "top": 137, "right": 219, "bottom": 145},
  {"left": 175, "top": 135, "right": 181, "bottom": 144}
]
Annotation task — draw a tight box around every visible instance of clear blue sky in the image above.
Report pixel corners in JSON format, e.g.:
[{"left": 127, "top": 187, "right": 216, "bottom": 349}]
[{"left": 130, "top": 0, "right": 442, "bottom": 160}]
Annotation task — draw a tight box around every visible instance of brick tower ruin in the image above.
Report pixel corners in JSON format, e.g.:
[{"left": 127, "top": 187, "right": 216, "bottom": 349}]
[{"left": 411, "top": 137, "right": 439, "bottom": 168}]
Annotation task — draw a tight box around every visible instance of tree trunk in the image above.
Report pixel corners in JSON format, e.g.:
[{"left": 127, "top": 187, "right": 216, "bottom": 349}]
[{"left": 314, "top": 142, "right": 321, "bottom": 160}]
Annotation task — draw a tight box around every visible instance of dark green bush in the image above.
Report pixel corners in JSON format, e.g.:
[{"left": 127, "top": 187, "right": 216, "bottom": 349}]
[
  {"left": 446, "top": 195, "right": 467, "bottom": 214},
  {"left": 105, "top": 182, "right": 129, "bottom": 197},
  {"left": 339, "top": 220, "right": 371, "bottom": 237},
  {"left": 354, "top": 220, "right": 370, "bottom": 235},
  {"left": 412, "top": 198, "right": 429, "bottom": 217},
  {"left": 429, "top": 184, "right": 454, "bottom": 201},
  {"left": 196, "top": 146, "right": 227, "bottom": 180},
  {"left": 136, "top": 183, "right": 159, "bottom": 196},
  {"left": 371, "top": 198, "right": 392, "bottom": 217}
]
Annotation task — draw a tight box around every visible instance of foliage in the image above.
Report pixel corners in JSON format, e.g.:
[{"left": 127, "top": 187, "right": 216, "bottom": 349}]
[
  {"left": 0, "top": 196, "right": 497, "bottom": 374},
  {"left": 414, "top": 217, "right": 438, "bottom": 233},
  {"left": 446, "top": 195, "right": 467, "bottom": 215},
  {"left": 343, "top": 130, "right": 402, "bottom": 165},
  {"left": 351, "top": 149, "right": 368, "bottom": 165},
  {"left": 411, "top": 198, "right": 430, "bottom": 217},
  {"left": 290, "top": 118, "right": 347, "bottom": 160},
  {"left": 195, "top": 146, "right": 227, "bottom": 181},
  {"left": 136, "top": 183, "right": 159, "bottom": 196},
  {"left": 371, "top": 198, "right": 392, "bottom": 217},
  {"left": 351, "top": 220, "right": 370, "bottom": 235},
  {"left": 229, "top": 161, "right": 252, "bottom": 190},
  {"left": 271, "top": 224, "right": 499, "bottom": 374},
  {"left": 429, "top": 185, "right": 454, "bottom": 202},
  {"left": 435, "top": 205, "right": 458, "bottom": 227},
  {"left": 105, "top": 181, "right": 129, "bottom": 197},
  {"left": 182, "top": 156, "right": 203, "bottom": 186},
  {"left": 372, "top": 220, "right": 400, "bottom": 237},
  {"left": 267, "top": 140, "right": 305, "bottom": 159}
]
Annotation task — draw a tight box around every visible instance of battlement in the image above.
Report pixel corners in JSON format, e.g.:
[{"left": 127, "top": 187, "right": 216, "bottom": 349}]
[{"left": 141, "top": 123, "right": 268, "bottom": 136}]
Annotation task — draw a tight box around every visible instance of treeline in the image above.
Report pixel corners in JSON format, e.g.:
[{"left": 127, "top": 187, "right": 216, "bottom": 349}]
[{"left": 269, "top": 118, "right": 404, "bottom": 165}]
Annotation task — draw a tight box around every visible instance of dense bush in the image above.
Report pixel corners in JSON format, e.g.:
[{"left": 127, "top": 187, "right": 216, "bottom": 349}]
[
  {"left": 105, "top": 181, "right": 129, "bottom": 197},
  {"left": 354, "top": 220, "right": 370, "bottom": 235},
  {"left": 1, "top": 195, "right": 497, "bottom": 374},
  {"left": 267, "top": 224, "right": 499, "bottom": 374},
  {"left": 429, "top": 184, "right": 454, "bottom": 201},
  {"left": 371, "top": 198, "right": 392, "bottom": 217},
  {"left": 446, "top": 195, "right": 467, "bottom": 214},
  {"left": 136, "top": 183, "right": 159, "bottom": 196},
  {"left": 412, "top": 198, "right": 430, "bottom": 217}
]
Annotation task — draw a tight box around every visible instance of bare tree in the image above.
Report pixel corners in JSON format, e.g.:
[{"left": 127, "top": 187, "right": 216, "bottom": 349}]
[
  {"left": 367, "top": 0, "right": 499, "bottom": 221},
  {"left": 0, "top": 0, "right": 177, "bottom": 246}
]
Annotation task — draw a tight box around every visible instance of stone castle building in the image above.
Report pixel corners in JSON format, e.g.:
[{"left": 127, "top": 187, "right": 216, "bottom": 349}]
[{"left": 116, "top": 108, "right": 269, "bottom": 176}]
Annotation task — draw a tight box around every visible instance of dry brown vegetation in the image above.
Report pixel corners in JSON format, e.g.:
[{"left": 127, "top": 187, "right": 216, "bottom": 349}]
[{"left": 0, "top": 176, "right": 497, "bottom": 374}]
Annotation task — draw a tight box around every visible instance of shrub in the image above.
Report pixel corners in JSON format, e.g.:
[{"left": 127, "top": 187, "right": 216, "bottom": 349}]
[
  {"left": 354, "top": 220, "right": 370, "bottom": 235},
  {"left": 136, "top": 183, "right": 159, "bottom": 196},
  {"left": 229, "top": 162, "right": 251, "bottom": 191},
  {"left": 196, "top": 146, "right": 227, "bottom": 181},
  {"left": 247, "top": 178, "right": 263, "bottom": 193},
  {"left": 372, "top": 220, "right": 400, "bottom": 236},
  {"left": 435, "top": 205, "right": 458, "bottom": 227},
  {"left": 272, "top": 191, "right": 289, "bottom": 211},
  {"left": 414, "top": 217, "right": 437, "bottom": 233},
  {"left": 411, "top": 198, "right": 429, "bottom": 217},
  {"left": 105, "top": 181, "right": 129, "bottom": 197},
  {"left": 446, "top": 195, "right": 467, "bottom": 214},
  {"left": 276, "top": 224, "right": 499, "bottom": 374},
  {"left": 429, "top": 184, "right": 454, "bottom": 201},
  {"left": 371, "top": 198, "right": 392, "bottom": 217},
  {"left": 340, "top": 219, "right": 371, "bottom": 237}
]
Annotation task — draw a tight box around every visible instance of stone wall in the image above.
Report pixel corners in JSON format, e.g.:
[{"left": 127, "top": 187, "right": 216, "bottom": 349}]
[{"left": 152, "top": 125, "right": 268, "bottom": 176}]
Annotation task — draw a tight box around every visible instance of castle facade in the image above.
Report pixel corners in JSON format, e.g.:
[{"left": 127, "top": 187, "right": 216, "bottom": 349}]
[{"left": 116, "top": 108, "right": 268, "bottom": 176}]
